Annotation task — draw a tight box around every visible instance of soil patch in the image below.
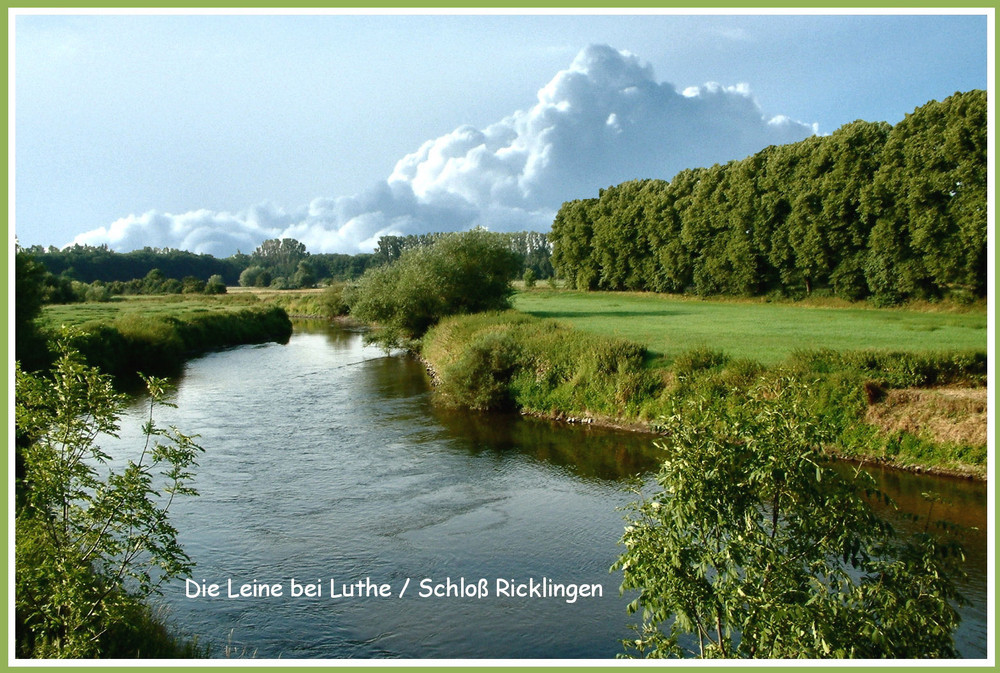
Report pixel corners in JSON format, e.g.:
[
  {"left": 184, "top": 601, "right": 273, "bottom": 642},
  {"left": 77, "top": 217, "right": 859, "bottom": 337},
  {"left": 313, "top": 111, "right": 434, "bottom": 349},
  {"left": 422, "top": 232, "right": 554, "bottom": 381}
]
[{"left": 865, "top": 387, "right": 987, "bottom": 447}]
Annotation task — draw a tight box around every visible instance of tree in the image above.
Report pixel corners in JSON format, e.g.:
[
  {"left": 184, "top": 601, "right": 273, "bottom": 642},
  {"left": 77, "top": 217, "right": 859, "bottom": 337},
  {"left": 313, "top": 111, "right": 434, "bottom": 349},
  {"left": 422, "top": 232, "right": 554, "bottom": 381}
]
[
  {"left": 292, "top": 260, "right": 317, "bottom": 289},
  {"left": 238, "top": 265, "right": 270, "bottom": 288},
  {"left": 522, "top": 268, "right": 537, "bottom": 288},
  {"left": 15, "top": 337, "right": 203, "bottom": 657},
  {"left": 346, "top": 228, "right": 522, "bottom": 348},
  {"left": 15, "top": 249, "right": 51, "bottom": 371},
  {"left": 251, "top": 238, "right": 308, "bottom": 278},
  {"left": 204, "top": 274, "right": 227, "bottom": 295},
  {"left": 614, "top": 379, "right": 965, "bottom": 658}
]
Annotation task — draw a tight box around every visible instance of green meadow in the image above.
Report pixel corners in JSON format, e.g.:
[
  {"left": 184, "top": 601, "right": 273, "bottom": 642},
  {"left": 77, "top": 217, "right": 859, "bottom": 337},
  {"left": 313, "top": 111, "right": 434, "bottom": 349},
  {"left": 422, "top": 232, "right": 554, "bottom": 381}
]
[
  {"left": 38, "top": 293, "right": 267, "bottom": 330},
  {"left": 513, "top": 290, "right": 987, "bottom": 366}
]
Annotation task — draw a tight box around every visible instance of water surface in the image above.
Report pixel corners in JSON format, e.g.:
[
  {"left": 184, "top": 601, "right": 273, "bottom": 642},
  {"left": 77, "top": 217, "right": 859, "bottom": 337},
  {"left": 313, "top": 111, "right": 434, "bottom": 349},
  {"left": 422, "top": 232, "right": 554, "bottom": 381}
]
[{"left": 106, "top": 323, "right": 987, "bottom": 659}]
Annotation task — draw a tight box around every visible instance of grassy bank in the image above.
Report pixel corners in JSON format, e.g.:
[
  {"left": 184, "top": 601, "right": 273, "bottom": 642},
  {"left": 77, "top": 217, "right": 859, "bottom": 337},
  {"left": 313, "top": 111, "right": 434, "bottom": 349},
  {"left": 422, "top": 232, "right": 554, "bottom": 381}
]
[
  {"left": 37, "top": 295, "right": 293, "bottom": 381},
  {"left": 422, "top": 310, "right": 987, "bottom": 478},
  {"left": 513, "top": 290, "right": 986, "bottom": 366},
  {"left": 226, "top": 284, "right": 349, "bottom": 318}
]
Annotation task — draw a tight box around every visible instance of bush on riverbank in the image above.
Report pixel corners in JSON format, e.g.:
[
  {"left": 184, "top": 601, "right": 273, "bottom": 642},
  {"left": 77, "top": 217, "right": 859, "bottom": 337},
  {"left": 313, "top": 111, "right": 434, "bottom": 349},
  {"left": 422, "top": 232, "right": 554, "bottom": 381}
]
[
  {"left": 15, "top": 346, "right": 204, "bottom": 658},
  {"left": 66, "top": 305, "right": 292, "bottom": 382},
  {"left": 424, "top": 311, "right": 658, "bottom": 416},
  {"left": 421, "top": 311, "right": 987, "bottom": 476},
  {"left": 346, "top": 229, "right": 522, "bottom": 348}
]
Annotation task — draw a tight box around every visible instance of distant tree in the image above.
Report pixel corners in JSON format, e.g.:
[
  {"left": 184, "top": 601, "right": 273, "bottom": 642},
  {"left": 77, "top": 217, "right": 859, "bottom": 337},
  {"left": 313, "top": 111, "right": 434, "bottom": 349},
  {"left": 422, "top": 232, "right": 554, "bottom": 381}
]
[
  {"left": 204, "top": 274, "right": 227, "bottom": 295},
  {"left": 181, "top": 276, "right": 206, "bottom": 294},
  {"left": 252, "top": 238, "right": 308, "bottom": 278},
  {"left": 239, "top": 265, "right": 270, "bottom": 288},
  {"left": 548, "top": 90, "right": 984, "bottom": 304},
  {"left": 141, "top": 269, "right": 165, "bottom": 294},
  {"left": 522, "top": 268, "right": 537, "bottom": 288},
  {"left": 292, "top": 260, "right": 317, "bottom": 289},
  {"left": 550, "top": 198, "right": 599, "bottom": 290},
  {"left": 160, "top": 278, "right": 183, "bottom": 294},
  {"left": 15, "top": 250, "right": 51, "bottom": 371}
]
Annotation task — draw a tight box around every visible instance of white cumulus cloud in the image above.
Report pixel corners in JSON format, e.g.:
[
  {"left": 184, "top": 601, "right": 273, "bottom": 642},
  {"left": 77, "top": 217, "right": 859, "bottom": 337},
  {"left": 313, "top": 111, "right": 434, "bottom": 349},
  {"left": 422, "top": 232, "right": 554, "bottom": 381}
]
[{"left": 72, "top": 44, "right": 815, "bottom": 256}]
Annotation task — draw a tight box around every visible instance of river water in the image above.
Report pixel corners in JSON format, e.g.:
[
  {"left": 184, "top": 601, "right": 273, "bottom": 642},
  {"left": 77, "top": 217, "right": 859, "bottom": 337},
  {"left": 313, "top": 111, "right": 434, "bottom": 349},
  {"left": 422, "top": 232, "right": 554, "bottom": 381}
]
[{"left": 108, "top": 323, "right": 988, "bottom": 660}]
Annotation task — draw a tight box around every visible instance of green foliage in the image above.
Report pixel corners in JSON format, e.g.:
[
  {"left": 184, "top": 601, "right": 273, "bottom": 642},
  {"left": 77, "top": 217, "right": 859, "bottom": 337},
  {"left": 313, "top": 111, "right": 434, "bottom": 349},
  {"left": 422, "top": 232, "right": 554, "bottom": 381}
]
[
  {"left": 205, "top": 274, "right": 227, "bottom": 294},
  {"left": 239, "top": 265, "right": 271, "bottom": 288},
  {"left": 251, "top": 238, "right": 307, "bottom": 278},
  {"left": 614, "top": 379, "right": 965, "bottom": 658},
  {"left": 21, "top": 243, "right": 246, "bottom": 286},
  {"left": 788, "top": 348, "right": 987, "bottom": 388},
  {"left": 550, "top": 91, "right": 986, "bottom": 303},
  {"left": 15, "top": 338, "right": 203, "bottom": 657},
  {"left": 423, "top": 311, "right": 656, "bottom": 417},
  {"left": 15, "top": 249, "right": 53, "bottom": 371},
  {"left": 58, "top": 305, "right": 292, "bottom": 382},
  {"left": 373, "top": 230, "right": 552, "bottom": 279},
  {"left": 346, "top": 229, "right": 523, "bottom": 347}
]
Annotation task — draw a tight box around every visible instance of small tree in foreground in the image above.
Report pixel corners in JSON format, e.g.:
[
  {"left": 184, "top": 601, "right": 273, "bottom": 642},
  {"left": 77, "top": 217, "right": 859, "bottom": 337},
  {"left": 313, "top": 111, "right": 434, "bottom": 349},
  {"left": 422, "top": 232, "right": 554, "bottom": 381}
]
[
  {"left": 15, "top": 335, "right": 203, "bottom": 657},
  {"left": 613, "top": 378, "right": 965, "bottom": 659}
]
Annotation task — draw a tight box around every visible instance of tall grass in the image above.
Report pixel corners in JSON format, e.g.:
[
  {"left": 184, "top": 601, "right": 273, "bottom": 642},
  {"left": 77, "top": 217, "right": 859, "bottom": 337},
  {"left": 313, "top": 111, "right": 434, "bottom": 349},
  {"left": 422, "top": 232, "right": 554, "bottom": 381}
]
[
  {"left": 65, "top": 306, "right": 292, "bottom": 381},
  {"left": 421, "top": 311, "right": 987, "bottom": 477}
]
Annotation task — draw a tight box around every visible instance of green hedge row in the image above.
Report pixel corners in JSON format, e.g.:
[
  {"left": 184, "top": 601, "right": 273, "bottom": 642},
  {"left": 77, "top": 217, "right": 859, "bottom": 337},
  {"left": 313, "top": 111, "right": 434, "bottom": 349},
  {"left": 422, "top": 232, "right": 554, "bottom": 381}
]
[{"left": 70, "top": 306, "right": 292, "bottom": 381}]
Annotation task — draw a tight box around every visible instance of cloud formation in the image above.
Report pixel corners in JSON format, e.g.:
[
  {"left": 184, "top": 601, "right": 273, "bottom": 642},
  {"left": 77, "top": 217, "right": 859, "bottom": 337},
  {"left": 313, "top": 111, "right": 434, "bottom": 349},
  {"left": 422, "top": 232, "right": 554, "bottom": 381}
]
[{"left": 73, "top": 44, "right": 815, "bottom": 256}]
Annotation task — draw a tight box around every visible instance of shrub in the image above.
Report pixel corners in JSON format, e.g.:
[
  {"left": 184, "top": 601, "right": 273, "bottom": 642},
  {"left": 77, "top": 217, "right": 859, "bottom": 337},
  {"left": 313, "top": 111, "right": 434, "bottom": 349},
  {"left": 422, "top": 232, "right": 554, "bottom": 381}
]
[
  {"left": 615, "top": 380, "right": 966, "bottom": 658},
  {"left": 347, "top": 229, "right": 522, "bottom": 347},
  {"left": 15, "top": 341, "right": 203, "bottom": 657}
]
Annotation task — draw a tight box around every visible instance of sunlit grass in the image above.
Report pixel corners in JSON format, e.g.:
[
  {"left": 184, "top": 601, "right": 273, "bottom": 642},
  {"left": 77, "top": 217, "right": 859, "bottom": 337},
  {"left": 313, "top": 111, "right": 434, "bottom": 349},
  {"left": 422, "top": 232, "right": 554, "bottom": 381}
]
[
  {"left": 39, "top": 294, "right": 264, "bottom": 330},
  {"left": 512, "top": 290, "right": 987, "bottom": 365}
]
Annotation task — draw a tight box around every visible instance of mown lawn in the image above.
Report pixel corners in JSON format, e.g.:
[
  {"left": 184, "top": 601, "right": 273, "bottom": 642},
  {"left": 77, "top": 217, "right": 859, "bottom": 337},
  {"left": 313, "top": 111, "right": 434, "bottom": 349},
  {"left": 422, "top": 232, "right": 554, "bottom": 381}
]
[{"left": 512, "top": 290, "right": 987, "bottom": 365}]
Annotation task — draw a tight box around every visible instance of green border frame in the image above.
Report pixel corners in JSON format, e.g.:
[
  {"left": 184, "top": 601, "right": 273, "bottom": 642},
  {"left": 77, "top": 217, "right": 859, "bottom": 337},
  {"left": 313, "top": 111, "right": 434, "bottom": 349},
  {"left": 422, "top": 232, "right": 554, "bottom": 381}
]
[{"left": 4, "top": 4, "right": 995, "bottom": 672}]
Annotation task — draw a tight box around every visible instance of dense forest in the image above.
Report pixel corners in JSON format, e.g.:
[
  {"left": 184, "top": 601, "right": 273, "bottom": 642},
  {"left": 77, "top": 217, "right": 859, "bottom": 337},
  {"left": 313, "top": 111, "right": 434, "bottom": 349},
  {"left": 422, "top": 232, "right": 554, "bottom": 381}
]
[{"left": 549, "top": 90, "right": 986, "bottom": 305}]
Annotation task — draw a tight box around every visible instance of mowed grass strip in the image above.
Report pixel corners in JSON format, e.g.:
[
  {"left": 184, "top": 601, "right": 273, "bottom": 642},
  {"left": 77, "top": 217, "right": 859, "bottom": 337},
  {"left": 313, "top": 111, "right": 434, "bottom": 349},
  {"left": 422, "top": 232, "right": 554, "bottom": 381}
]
[{"left": 513, "top": 290, "right": 987, "bottom": 365}]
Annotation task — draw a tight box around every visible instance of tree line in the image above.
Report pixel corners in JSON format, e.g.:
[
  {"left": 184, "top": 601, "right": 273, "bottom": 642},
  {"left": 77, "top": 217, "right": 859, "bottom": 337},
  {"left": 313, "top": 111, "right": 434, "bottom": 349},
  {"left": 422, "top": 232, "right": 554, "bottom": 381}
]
[
  {"left": 23, "top": 231, "right": 553, "bottom": 293},
  {"left": 550, "top": 90, "right": 986, "bottom": 305}
]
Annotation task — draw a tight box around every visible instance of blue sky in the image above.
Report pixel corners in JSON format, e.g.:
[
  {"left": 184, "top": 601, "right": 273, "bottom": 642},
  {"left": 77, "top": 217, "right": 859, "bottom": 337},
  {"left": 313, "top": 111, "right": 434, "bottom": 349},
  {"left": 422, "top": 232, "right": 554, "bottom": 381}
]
[{"left": 13, "top": 11, "right": 990, "bottom": 255}]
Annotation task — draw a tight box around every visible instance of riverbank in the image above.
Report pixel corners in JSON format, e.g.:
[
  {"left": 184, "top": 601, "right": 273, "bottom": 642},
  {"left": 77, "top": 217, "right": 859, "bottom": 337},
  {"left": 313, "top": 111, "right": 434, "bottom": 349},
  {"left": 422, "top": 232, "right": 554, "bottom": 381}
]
[
  {"left": 420, "top": 311, "right": 988, "bottom": 480},
  {"left": 36, "top": 297, "right": 293, "bottom": 382}
]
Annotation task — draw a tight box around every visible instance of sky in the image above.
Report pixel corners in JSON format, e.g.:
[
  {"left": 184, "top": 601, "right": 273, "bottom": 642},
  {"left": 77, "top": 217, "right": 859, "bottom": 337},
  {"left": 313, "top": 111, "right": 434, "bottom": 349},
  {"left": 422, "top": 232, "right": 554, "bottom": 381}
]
[{"left": 12, "top": 11, "right": 991, "bottom": 257}]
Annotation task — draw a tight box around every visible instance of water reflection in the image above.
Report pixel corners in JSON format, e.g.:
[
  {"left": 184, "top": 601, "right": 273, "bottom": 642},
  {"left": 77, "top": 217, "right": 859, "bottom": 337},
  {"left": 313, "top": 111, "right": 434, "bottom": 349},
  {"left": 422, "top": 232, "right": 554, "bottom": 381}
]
[{"left": 430, "top": 406, "right": 663, "bottom": 481}]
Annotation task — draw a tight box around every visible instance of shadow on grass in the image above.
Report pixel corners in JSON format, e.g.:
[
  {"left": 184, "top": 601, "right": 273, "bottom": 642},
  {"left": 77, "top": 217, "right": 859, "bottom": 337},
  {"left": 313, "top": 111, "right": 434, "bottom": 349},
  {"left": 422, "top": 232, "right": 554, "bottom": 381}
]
[{"left": 524, "top": 309, "right": 688, "bottom": 319}]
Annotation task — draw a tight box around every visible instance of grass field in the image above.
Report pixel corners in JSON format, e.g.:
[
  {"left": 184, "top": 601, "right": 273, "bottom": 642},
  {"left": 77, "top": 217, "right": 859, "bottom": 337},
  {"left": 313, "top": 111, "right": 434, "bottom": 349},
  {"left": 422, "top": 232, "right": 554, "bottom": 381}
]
[
  {"left": 39, "top": 294, "right": 266, "bottom": 330},
  {"left": 513, "top": 290, "right": 987, "bottom": 365}
]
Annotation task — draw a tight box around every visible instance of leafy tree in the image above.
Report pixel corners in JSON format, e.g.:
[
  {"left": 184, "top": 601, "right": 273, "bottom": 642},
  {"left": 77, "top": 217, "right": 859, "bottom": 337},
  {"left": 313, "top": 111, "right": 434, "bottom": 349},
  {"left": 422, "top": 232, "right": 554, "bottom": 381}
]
[
  {"left": 15, "top": 249, "right": 51, "bottom": 370},
  {"left": 251, "top": 238, "right": 308, "bottom": 278},
  {"left": 204, "top": 274, "right": 227, "bottom": 295},
  {"left": 522, "top": 268, "right": 537, "bottom": 288},
  {"left": 549, "top": 91, "right": 984, "bottom": 304},
  {"left": 614, "top": 379, "right": 965, "bottom": 658},
  {"left": 238, "top": 265, "right": 271, "bottom": 288},
  {"left": 346, "top": 228, "right": 522, "bottom": 347},
  {"left": 181, "top": 276, "right": 206, "bottom": 294},
  {"left": 550, "top": 198, "right": 599, "bottom": 290},
  {"left": 292, "top": 260, "right": 317, "bottom": 289},
  {"left": 15, "top": 337, "right": 203, "bottom": 657}
]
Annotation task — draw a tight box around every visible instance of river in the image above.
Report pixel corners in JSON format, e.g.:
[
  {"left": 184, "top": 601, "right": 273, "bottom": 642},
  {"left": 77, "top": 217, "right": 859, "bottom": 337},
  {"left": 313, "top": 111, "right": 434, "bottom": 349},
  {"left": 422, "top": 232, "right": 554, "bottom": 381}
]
[{"left": 106, "top": 322, "right": 988, "bottom": 659}]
